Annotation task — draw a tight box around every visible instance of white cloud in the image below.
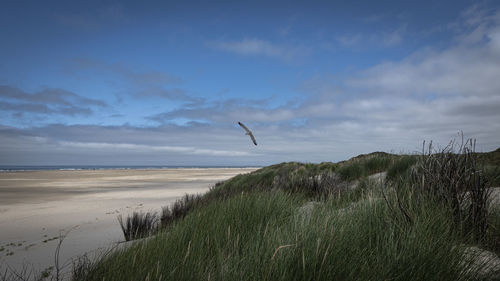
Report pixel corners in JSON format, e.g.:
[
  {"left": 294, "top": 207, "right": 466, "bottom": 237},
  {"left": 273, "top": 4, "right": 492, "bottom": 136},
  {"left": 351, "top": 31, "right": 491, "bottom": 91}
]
[
  {"left": 337, "top": 25, "right": 406, "bottom": 48},
  {"left": 382, "top": 25, "right": 405, "bottom": 46},
  {"left": 2, "top": 6, "right": 499, "bottom": 166},
  {"left": 209, "top": 38, "right": 308, "bottom": 61},
  {"left": 0, "top": 85, "right": 107, "bottom": 117},
  {"left": 59, "top": 141, "right": 254, "bottom": 157},
  {"left": 338, "top": 34, "right": 362, "bottom": 47},
  {"left": 349, "top": 35, "right": 500, "bottom": 97}
]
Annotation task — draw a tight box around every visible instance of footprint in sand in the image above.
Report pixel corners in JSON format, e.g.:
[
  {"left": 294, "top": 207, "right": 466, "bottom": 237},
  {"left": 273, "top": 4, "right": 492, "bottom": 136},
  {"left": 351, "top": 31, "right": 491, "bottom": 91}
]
[{"left": 24, "top": 243, "right": 37, "bottom": 250}]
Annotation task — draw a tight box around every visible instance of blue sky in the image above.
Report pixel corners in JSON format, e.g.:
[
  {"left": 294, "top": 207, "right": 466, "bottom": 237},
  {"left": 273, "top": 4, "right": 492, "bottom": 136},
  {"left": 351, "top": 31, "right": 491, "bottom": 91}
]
[{"left": 1, "top": 0, "right": 499, "bottom": 166}]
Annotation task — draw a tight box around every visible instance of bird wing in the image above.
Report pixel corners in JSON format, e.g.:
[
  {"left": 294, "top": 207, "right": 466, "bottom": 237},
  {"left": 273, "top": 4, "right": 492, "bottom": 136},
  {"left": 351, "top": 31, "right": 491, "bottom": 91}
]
[
  {"left": 238, "top": 122, "right": 251, "bottom": 134},
  {"left": 238, "top": 122, "right": 257, "bottom": 145},
  {"left": 248, "top": 132, "right": 257, "bottom": 145}
]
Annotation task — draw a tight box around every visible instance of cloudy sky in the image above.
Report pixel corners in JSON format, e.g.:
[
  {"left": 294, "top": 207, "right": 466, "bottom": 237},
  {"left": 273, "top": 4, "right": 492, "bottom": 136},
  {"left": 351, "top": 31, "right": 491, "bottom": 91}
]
[{"left": 1, "top": 0, "right": 499, "bottom": 166}]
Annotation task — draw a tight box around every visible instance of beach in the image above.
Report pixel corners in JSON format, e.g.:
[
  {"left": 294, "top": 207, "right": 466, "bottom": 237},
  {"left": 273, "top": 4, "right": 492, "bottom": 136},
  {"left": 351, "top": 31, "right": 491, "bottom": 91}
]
[{"left": 0, "top": 168, "right": 257, "bottom": 276}]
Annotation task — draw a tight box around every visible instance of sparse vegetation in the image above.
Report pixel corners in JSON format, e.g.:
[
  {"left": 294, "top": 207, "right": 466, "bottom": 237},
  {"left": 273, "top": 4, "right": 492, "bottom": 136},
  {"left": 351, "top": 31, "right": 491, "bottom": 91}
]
[
  {"left": 161, "top": 194, "right": 204, "bottom": 228},
  {"left": 386, "top": 154, "right": 418, "bottom": 180},
  {"left": 74, "top": 188, "right": 495, "bottom": 281},
  {"left": 118, "top": 212, "right": 159, "bottom": 241},
  {"left": 411, "top": 139, "right": 491, "bottom": 241},
  {"left": 336, "top": 152, "right": 392, "bottom": 181},
  {"left": 76, "top": 139, "right": 500, "bottom": 280},
  {"left": 485, "top": 205, "right": 500, "bottom": 255}
]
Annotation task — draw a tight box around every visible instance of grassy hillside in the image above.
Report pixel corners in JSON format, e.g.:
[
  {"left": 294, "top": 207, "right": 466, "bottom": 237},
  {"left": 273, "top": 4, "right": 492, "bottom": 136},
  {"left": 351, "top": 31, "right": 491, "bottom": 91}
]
[
  {"left": 76, "top": 192, "right": 479, "bottom": 281},
  {"left": 478, "top": 148, "right": 500, "bottom": 167},
  {"left": 66, "top": 143, "right": 500, "bottom": 281}
]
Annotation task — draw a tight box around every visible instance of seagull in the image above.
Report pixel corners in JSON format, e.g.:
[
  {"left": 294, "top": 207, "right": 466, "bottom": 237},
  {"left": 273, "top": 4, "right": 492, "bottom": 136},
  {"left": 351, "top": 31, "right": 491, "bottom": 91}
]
[{"left": 238, "top": 122, "right": 257, "bottom": 145}]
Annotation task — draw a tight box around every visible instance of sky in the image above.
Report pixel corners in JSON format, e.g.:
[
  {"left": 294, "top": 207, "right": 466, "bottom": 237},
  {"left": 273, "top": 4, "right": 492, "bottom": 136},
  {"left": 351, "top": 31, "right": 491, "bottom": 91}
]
[{"left": 1, "top": 0, "right": 500, "bottom": 166}]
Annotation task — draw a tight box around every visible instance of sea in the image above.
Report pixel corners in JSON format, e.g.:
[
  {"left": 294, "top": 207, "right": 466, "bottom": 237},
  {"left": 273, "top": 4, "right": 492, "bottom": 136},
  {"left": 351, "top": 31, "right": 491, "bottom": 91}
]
[{"left": 0, "top": 165, "right": 260, "bottom": 172}]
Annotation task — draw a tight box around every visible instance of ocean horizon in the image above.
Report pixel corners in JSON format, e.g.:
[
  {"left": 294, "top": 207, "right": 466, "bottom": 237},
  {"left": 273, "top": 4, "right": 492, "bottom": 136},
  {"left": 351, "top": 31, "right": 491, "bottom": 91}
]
[{"left": 0, "top": 165, "right": 262, "bottom": 171}]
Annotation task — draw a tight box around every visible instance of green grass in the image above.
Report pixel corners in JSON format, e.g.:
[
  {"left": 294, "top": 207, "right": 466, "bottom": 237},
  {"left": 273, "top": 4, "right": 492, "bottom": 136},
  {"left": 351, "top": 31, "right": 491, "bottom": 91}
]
[
  {"left": 386, "top": 155, "right": 418, "bottom": 181},
  {"left": 74, "top": 192, "right": 304, "bottom": 280},
  {"left": 336, "top": 152, "right": 394, "bottom": 181},
  {"left": 138, "top": 147, "right": 497, "bottom": 240},
  {"left": 118, "top": 211, "right": 159, "bottom": 241},
  {"left": 73, "top": 144, "right": 500, "bottom": 281},
  {"left": 74, "top": 189, "right": 490, "bottom": 281},
  {"left": 484, "top": 205, "right": 500, "bottom": 255},
  {"left": 478, "top": 148, "right": 500, "bottom": 167}
]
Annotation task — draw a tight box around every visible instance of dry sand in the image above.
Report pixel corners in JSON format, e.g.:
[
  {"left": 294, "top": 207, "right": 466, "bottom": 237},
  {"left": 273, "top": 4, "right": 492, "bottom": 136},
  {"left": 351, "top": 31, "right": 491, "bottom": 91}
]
[{"left": 0, "top": 168, "right": 257, "bottom": 277}]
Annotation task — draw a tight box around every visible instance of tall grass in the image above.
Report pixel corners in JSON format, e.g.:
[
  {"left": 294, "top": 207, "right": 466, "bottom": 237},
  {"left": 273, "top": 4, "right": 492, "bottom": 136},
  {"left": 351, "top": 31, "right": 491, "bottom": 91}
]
[
  {"left": 161, "top": 194, "right": 204, "bottom": 228},
  {"left": 271, "top": 167, "right": 348, "bottom": 199},
  {"left": 484, "top": 205, "right": 500, "bottom": 255},
  {"left": 411, "top": 139, "right": 492, "bottom": 241},
  {"left": 99, "top": 140, "right": 499, "bottom": 280},
  {"left": 0, "top": 264, "right": 39, "bottom": 281},
  {"left": 118, "top": 212, "right": 159, "bottom": 241},
  {"left": 119, "top": 162, "right": 347, "bottom": 241},
  {"left": 386, "top": 155, "right": 418, "bottom": 181},
  {"left": 74, "top": 189, "right": 487, "bottom": 281},
  {"left": 118, "top": 142, "right": 495, "bottom": 243},
  {"left": 336, "top": 152, "right": 393, "bottom": 181}
]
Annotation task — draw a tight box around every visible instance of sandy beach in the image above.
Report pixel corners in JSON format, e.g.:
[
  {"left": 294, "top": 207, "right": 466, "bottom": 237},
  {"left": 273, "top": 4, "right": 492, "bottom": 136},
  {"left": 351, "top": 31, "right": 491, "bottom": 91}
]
[{"left": 0, "top": 168, "right": 257, "bottom": 277}]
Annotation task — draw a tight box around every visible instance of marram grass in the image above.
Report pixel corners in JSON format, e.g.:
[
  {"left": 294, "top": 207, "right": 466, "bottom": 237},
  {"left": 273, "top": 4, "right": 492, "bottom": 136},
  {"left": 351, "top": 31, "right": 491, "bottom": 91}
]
[{"left": 74, "top": 190, "right": 485, "bottom": 281}]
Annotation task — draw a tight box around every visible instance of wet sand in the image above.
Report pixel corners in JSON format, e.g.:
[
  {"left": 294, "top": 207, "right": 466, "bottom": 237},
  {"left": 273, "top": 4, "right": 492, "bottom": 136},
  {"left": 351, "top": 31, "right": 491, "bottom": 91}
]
[{"left": 0, "top": 168, "right": 257, "bottom": 277}]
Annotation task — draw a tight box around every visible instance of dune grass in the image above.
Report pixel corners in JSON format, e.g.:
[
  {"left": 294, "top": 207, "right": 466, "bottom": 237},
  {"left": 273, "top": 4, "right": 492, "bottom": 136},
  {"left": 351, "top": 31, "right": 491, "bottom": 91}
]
[
  {"left": 485, "top": 205, "right": 500, "bottom": 255},
  {"left": 74, "top": 188, "right": 489, "bottom": 281},
  {"left": 115, "top": 145, "right": 498, "bottom": 243},
  {"left": 410, "top": 139, "right": 491, "bottom": 242},
  {"left": 118, "top": 211, "right": 159, "bottom": 241},
  {"left": 95, "top": 141, "right": 500, "bottom": 281},
  {"left": 334, "top": 152, "right": 392, "bottom": 181},
  {"left": 386, "top": 155, "right": 418, "bottom": 180}
]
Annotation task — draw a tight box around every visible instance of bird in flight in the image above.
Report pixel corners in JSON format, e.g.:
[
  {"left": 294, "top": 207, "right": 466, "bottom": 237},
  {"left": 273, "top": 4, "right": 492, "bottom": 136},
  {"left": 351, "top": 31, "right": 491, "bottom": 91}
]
[{"left": 238, "top": 122, "right": 257, "bottom": 146}]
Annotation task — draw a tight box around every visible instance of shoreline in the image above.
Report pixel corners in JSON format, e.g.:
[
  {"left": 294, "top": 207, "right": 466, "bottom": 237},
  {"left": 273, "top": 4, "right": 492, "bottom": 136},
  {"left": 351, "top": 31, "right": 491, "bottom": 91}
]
[
  {"left": 0, "top": 167, "right": 258, "bottom": 276},
  {"left": 0, "top": 166, "right": 262, "bottom": 172},
  {"left": 0, "top": 168, "right": 257, "bottom": 205}
]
